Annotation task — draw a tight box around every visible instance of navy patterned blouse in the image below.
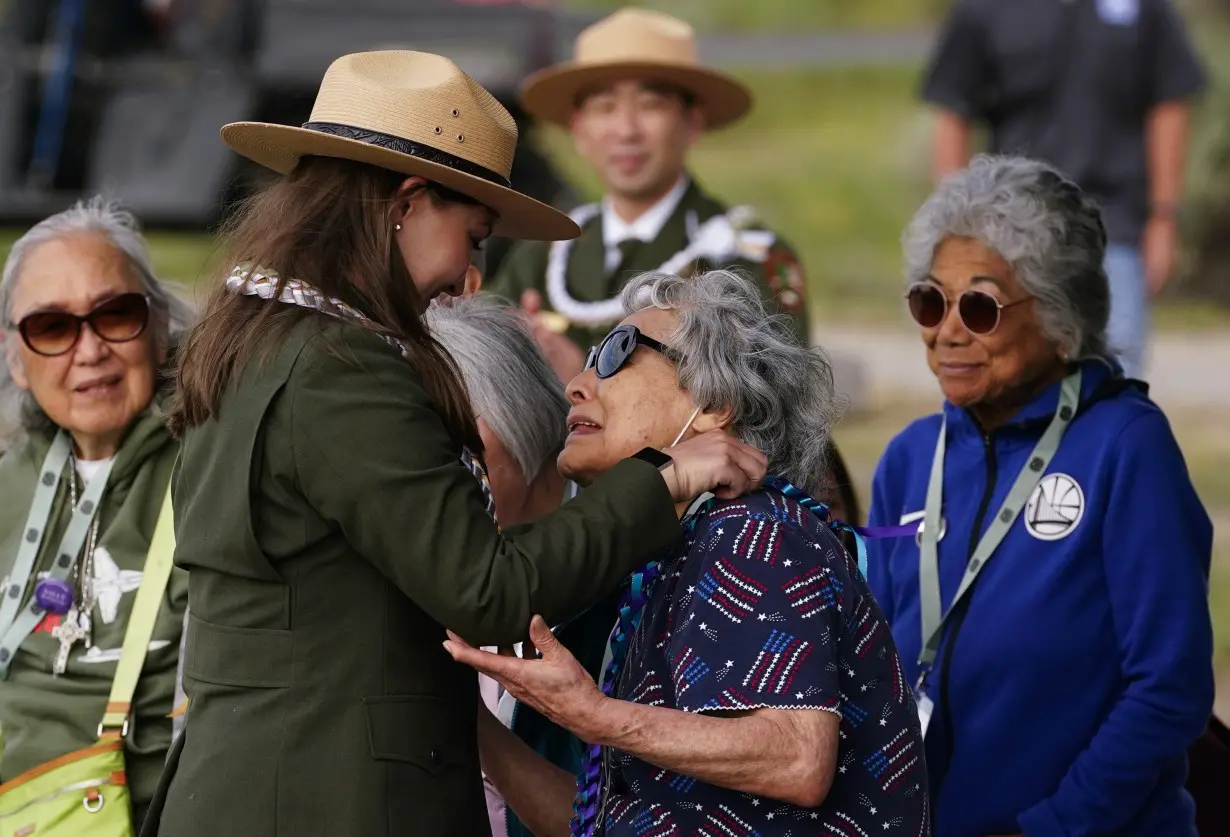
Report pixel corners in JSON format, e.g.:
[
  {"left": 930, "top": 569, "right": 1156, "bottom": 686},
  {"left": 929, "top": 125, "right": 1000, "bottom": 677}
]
[{"left": 598, "top": 488, "right": 930, "bottom": 837}]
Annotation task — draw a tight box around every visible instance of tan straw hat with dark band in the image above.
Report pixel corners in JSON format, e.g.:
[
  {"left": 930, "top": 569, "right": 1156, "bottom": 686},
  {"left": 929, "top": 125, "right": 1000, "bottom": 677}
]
[
  {"left": 519, "top": 8, "right": 752, "bottom": 131},
  {"left": 221, "top": 51, "right": 579, "bottom": 241}
]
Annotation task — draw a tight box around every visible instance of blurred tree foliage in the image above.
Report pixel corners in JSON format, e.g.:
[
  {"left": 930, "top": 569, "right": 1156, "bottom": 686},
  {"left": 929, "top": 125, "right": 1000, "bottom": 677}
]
[
  {"left": 561, "top": 0, "right": 949, "bottom": 31},
  {"left": 1182, "top": 0, "right": 1230, "bottom": 305}
]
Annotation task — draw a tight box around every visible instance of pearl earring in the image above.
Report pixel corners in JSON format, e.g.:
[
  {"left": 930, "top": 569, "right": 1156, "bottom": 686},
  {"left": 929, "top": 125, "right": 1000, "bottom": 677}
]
[{"left": 394, "top": 223, "right": 402, "bottom": 232}]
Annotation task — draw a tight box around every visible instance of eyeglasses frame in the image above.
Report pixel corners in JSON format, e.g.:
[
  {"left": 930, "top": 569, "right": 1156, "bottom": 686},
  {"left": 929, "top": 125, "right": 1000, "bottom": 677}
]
[
  {"left": 904, "top": 282, "right": 1032, "bottom": 336},
  {"left": 13, "top": 292, "right": 153, "bottom": 357}
]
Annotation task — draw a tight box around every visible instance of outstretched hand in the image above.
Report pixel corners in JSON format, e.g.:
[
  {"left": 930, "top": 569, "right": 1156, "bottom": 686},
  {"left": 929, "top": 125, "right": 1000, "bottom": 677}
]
[{"left": 445, "top": 616, "right": 607, "bottom": 740}]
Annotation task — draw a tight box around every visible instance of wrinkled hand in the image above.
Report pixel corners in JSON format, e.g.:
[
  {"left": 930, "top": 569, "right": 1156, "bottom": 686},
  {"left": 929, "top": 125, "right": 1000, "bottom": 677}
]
[
  {"left": 445, "top": 616, "right": 607, "bottom": 740},
  {"left": 660, "top": 429, "right": 768, "bottom": 503},
  {"left": 520, "top": 289, "right": 586, "bottom": 382},
  {"left": 1143, "top": 216, "right": 1178, "bottom": 297}
]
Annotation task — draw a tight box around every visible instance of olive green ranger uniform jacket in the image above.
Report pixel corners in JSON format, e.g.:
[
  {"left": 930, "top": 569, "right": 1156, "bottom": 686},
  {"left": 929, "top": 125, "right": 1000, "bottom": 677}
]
[
  {"left": 486, "top": 176, "right": 810, "bottom": 351},
  {"left": 141, "top": 317, "right": 682, "bottom": 837},
  {"left": 0, "top": 408, "right": 185, "bottom": 824}
]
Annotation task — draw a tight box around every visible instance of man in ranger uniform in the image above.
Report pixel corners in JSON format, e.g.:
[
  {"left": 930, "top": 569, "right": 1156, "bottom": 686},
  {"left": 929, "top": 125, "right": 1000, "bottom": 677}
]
[{"left": 485, "top": 8, "right": 810, "bottom": 382}]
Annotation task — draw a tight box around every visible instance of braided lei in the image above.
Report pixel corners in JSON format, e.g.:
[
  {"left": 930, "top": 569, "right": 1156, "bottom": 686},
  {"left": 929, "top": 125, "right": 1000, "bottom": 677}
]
[{"left": 568, "top": 476, "right": 866, "bottom": 836}]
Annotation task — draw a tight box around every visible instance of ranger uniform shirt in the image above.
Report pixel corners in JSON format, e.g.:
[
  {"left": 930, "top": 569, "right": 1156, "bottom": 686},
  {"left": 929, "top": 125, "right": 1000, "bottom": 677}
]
[
  {"left": 487, "top": 176, "right": 810, "bottom": 351},
  {"left": 144, "top": 317, "right": 684, "bottom": 837}
]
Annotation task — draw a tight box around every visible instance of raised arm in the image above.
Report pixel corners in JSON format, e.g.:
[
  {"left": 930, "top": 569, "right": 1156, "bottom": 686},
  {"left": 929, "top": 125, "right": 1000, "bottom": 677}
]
[
  {"left": 447, "top": 516, "right": 850, "bottom": 809},
  {"left": 289, "top": 327, "right": 765, "bottom": 646},
  {"left": 451, "top": 618, "right": 839, "bottom": 809}
]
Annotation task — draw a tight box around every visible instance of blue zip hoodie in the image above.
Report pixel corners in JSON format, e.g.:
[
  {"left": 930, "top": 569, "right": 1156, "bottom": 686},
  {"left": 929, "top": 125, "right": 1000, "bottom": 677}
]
[{"left": 866, "top": 359, "right": 1214, "bottom": 837}]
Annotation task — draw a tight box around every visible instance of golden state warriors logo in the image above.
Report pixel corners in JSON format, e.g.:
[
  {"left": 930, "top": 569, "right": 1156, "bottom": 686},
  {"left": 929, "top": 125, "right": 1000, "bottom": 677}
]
[{"left": 1025, "top": 474, "right": 1085, "bottom": 541}]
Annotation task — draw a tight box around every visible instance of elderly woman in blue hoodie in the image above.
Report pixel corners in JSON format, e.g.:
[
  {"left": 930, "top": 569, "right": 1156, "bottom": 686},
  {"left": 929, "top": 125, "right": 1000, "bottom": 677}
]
[{"left": 866, "top": 155, "right": 1214, "bottom": 837}]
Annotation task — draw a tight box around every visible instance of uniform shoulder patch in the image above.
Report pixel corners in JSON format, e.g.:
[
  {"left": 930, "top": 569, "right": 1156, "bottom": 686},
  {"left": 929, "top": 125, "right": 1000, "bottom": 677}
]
[{"left": 763, "top": 247, "right": 807, "bottom": 312}]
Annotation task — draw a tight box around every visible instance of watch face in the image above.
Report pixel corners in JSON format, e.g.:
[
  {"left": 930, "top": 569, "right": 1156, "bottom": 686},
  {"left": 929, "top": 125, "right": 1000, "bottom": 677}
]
[{"left": 633, "top": 447, "right": 672, "bottom": 470}]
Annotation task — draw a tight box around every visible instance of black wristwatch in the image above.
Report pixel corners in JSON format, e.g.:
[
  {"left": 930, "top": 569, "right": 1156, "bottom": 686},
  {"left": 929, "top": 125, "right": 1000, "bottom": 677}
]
[{"left": 631, "top": 447, "right": 673, "bottom": 471}]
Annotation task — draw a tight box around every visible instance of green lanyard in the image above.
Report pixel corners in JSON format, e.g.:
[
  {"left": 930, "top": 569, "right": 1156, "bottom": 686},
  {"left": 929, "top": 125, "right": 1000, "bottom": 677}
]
[
  {"left": 0, "top": 431, "right": 115, "bottom": 678},
  {"left": 916, "top": 369, "right": 1082, "bottom": 681}
]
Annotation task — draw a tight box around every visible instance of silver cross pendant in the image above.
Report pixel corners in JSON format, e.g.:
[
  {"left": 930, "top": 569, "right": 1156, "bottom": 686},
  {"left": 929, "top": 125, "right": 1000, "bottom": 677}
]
[{"left": 51, "top": 607, "right": 88, "bottom": 676}]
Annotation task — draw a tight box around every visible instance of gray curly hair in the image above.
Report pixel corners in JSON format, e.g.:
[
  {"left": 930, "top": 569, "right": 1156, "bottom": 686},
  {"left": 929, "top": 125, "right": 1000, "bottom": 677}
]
[
  {"left": 620, "top": 269, "right": 841, "bottom": 494},
  {"left": 902, "top": 154, "right": 1112, "bottom": 361},
  {"left": 0, "top": 196, "right": 196, "bottom": 448}
]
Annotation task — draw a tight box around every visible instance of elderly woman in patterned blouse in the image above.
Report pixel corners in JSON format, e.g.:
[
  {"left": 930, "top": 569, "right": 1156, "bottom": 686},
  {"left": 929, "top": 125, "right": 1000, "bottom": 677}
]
[{"left": 445, "top": 269, "right": 929, "bottom": 837}]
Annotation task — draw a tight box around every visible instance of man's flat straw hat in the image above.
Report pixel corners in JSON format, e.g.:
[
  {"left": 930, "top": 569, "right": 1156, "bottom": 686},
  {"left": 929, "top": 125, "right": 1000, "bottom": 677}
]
[
  {"left": 220, "top": 51, "right": 579, "bottom": 241},
  {"left": 519, "top": 8, "right": 752, "bottom": 130}
]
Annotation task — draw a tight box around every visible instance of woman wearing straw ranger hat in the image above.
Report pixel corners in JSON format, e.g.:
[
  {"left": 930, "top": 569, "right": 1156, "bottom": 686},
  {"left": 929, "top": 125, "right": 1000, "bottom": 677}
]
[{"left": 140, "top": 50, "right": 766, "bottom": 837}]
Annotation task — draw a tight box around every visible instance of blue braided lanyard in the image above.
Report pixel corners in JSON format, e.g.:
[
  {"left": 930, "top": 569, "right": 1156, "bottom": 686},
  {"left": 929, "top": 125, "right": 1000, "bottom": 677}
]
[
  {"left": 568, "top": 551, "right": 673, "bottom": 834},
  {"left": 766, "top": 475, "right": 869, "bottom": 580},
  {"left": 568, "top": 476, "right": 866, "bottom": 836}
]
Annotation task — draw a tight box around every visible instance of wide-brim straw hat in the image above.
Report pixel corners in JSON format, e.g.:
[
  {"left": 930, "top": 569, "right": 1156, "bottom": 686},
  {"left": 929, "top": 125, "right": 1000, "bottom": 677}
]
[
  {"left": 220, "top": 51, "right": 579, "bottom": 241},
  {"left": 520, "top": 9, "right": 752, "bottom": 131}
]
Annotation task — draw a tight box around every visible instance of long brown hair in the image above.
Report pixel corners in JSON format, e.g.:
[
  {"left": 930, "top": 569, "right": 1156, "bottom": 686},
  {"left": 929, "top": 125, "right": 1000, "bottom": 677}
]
[{"left": 169, "top": 156, "right": 481, "bottom": 454}]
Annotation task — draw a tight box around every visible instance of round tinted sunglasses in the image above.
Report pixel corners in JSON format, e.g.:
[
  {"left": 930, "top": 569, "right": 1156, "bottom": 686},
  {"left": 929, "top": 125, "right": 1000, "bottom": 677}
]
[
  {"left": 15, "top": 292, "right": 151, "bottom": 357},
  {"left": 905, "top": 282, "right": 1031, "bottom": 335},
  {"left": 584, "top": 324, "right": 674, "bottom": 379}
]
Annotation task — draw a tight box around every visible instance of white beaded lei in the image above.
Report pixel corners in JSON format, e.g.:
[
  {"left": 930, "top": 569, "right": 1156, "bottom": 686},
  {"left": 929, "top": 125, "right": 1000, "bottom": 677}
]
[{"left": 544, "top": 203, "right": 778, "bottom": 328}]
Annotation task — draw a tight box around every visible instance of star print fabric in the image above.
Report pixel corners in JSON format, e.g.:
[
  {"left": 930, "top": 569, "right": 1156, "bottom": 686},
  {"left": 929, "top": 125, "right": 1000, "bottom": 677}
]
[{"left": 601, "top": 489, "right": 930, "bottom": 836}]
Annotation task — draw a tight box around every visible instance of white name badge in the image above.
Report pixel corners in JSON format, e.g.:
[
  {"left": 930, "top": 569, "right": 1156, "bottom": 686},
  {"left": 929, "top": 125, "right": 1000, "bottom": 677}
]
[{"left": 916, "top": 692, "right": 934, "bottom": 739}]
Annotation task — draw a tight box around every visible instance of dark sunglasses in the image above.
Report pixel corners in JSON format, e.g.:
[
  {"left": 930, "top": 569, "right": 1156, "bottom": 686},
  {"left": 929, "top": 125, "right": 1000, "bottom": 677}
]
[
  {"left": 16, "top": 292, "right": 150, "bottom": 357},
  {"left": 905, "top": 282, "right": 1031, "bottom": 335},
  {"left": 584, "top": 324, "right": 674, "bottom": 379}
]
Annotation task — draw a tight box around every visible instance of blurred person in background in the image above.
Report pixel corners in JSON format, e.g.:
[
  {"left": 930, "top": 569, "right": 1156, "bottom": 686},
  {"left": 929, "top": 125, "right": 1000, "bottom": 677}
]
[
  {"left": 447, "top": 269, "right": 929, "bottom": 837},
  {"left": 145, "top": 51, "right": 766, "bottom": 837},
  {"left": 485, "top": 8, "right": 809, "bottom": 381},
  {"left": 867, "top": 155, "right": 1213, "bottom": 837},
  {"left": 921, "top": 0, "right": 1206, "bottom": 381},
  {"left": 0, "top": 197, "right": 193, "bottom": 830}
]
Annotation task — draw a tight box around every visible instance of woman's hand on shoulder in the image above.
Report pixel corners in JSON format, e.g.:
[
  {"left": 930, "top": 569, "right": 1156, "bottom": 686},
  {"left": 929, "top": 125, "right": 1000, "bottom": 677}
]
[{"left": 660, "top": 430, "right": 767, "bottom": 502}]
